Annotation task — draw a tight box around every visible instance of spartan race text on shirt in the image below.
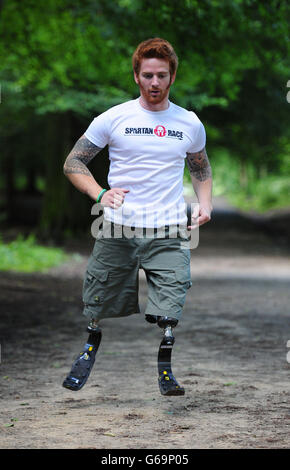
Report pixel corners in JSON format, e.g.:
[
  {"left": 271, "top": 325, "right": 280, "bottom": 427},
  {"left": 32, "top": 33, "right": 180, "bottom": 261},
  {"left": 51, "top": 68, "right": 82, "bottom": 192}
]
[{"left": 124, "top": 125, "right": 183, "bottom": 140}]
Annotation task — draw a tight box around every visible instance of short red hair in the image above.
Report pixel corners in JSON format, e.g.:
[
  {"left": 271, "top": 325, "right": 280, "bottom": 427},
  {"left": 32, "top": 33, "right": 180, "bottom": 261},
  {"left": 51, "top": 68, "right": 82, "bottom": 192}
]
[{"left": 132, "top": 38, "right": 178, "bottom": 77}]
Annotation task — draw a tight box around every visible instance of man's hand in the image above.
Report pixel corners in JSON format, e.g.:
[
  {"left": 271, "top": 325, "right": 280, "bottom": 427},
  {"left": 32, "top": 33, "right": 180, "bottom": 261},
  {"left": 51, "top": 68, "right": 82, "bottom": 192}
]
[
  {"left": 100, "top": 188, "right": 130, "bottom": 209},
  {"left": 188, "top": 204, "right": 212, "bottom": 230}
]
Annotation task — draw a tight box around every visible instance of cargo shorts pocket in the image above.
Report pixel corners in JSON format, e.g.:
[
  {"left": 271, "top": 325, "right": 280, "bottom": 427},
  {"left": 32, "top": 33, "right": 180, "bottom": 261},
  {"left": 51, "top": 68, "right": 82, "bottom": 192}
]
[
  {"left": 175, "top": 269, "right": 192, "bottom": 290},
  {"left": 82, "top": 268, "right": 109, "bottom": 309},
  {"left": 172, "top": 269, "right": 192, "bottom": 311}
]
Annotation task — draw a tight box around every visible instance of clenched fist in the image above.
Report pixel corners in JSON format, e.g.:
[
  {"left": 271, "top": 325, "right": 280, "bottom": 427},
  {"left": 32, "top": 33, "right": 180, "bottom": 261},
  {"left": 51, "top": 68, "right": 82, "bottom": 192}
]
[
  {"left": 100, "top": 188, "right": 130, "bottom": 209},
  {"left": 188, "top": 204, "right": 211, "bottom": 229}
]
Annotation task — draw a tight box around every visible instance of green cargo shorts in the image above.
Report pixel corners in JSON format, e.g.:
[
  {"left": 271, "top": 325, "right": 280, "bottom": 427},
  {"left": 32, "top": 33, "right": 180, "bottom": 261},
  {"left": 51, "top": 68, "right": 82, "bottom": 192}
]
[{"left": 82, "top": 224, "right": 192, "bottom": 323}]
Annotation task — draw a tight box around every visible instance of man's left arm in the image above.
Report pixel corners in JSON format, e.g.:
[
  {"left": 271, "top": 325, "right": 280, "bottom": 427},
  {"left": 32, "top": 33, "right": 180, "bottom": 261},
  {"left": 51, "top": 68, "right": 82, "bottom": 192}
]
[{"left": 186, "top": 147, "right": 213, "bottom": 228}]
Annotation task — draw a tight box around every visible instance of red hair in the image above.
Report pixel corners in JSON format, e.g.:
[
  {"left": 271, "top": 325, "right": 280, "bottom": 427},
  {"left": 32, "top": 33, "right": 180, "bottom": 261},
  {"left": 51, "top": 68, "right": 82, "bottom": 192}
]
[{"left": 132, "top": 38, "right": 178, "bottom": 77}]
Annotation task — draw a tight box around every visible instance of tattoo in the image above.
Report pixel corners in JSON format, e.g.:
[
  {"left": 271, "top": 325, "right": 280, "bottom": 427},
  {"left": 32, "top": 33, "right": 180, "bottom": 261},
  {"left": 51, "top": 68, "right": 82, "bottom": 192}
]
[
  {"left": 63, "top": 135, "right": 102, "bottom": 176},
  {"left": 186, "top": 147, "right": 212, "bottom": 181}
]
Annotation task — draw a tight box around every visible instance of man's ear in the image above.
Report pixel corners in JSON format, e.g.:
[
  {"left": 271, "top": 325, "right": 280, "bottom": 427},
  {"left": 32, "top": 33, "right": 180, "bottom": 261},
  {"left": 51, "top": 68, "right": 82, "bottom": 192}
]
[
  {"left": 170, "top": 71, "right": 176, "bottom": 85},
  {"left": 134, "top": 71, "right": 139, "bottom": 85}
]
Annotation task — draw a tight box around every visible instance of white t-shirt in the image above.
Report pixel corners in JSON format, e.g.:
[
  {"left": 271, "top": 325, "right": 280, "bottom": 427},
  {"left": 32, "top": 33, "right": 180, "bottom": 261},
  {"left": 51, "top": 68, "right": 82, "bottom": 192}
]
[{"left": 85, "top": 98, "right": 206, "bottom": 227}]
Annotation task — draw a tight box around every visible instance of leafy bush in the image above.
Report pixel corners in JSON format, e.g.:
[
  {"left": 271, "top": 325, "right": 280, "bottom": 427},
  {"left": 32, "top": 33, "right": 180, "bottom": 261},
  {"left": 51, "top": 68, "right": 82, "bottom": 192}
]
[{"left": 0, "top": 234, "right": 69, "bottom": 272}]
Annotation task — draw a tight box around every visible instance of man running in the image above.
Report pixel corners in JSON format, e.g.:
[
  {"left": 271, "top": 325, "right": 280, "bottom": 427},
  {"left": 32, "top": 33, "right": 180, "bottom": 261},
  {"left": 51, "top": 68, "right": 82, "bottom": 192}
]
[{"left": 62, "top": 37, "right": 212, "bottom": 396}]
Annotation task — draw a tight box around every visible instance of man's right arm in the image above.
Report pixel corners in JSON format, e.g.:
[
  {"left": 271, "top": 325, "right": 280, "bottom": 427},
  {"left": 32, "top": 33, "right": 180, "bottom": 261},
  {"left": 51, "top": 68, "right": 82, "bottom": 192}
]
[
  {"left": 63, "top": 135, "right": 129, "bottom": 208},
  {"left": 63, "top": 134, "right": 103, "bottom": 200}
]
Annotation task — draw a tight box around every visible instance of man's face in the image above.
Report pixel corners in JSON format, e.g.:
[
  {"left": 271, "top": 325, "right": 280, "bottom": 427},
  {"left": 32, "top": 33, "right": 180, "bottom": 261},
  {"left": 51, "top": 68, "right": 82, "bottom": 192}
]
[{"left": 134, "top": 58, "right": 176, "bottom": 106}]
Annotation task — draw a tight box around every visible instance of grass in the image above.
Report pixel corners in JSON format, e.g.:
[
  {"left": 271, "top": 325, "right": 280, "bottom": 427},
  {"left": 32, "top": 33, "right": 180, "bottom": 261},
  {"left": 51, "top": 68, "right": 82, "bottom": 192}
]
[{"left": 0, "top": 234, "right": 70, "bottom": 273}]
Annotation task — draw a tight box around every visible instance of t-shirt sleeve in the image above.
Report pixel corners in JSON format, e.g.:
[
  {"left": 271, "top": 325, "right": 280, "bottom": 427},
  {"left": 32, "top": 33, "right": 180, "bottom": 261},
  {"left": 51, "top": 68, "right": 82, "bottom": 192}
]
[
  {"left": 84, "top": 110, "right": 111, "bottom": 148},
  {"left": 187, "top": 120, "right": 206, "bottom": 153}
]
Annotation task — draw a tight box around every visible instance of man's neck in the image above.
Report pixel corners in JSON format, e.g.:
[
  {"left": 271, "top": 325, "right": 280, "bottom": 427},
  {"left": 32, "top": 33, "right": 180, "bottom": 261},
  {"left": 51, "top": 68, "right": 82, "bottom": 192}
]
[{"left": 139, "top": 95, "right": 170, "bottom": 112}]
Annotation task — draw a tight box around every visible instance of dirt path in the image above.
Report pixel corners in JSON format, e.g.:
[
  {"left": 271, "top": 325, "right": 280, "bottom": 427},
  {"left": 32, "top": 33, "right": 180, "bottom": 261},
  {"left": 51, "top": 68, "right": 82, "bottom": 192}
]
[{"left": 0, "top": 202, "right": 290, "bottom": 449}]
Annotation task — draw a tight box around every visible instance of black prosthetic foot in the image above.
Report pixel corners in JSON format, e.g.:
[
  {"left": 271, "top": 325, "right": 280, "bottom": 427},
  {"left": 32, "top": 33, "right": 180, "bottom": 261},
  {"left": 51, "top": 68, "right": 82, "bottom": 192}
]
[
  {"left": 62, "top": 326, "right": 102, "bottom": 391},
  {"left": 158, "top": 370, "right": 185, "bottom": 396},
  {"left": 157, "top": 317, "right": 185, "bottom": 396}
]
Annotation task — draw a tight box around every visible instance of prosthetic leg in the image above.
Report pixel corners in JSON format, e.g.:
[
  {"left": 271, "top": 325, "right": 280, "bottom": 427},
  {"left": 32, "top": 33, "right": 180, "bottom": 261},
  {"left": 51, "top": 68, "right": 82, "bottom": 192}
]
[
  {"left": 146, "top": 314, "right": 185, "bottom": 396},
  {"left": 62, "top": 319, "right": 102, "bottom": 391}
]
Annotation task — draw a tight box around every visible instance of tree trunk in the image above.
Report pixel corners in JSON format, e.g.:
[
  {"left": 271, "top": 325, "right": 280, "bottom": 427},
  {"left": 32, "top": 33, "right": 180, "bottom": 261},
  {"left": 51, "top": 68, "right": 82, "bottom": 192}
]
[
  {"left": 239, "top": 159, "right": 248, "bottom": 189},
  {"left": 3, "top": 146, "right": 15, "bottom": 224},
  {"left": 39, "top": 112, "right": 109, "bottom": 240}
]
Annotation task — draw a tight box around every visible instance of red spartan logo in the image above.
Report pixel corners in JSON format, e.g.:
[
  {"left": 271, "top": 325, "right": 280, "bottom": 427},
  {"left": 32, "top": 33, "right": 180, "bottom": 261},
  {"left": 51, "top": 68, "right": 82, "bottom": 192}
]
[{"left": 154, "top": 125, "right": 166, "bottom": 137}]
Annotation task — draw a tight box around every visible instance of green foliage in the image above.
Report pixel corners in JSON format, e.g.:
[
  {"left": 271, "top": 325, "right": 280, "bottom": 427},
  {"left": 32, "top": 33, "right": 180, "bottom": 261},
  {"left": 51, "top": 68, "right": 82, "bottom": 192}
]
[
  {"left": 0, "top": 0, "right": 135, "bottom": 118},
  {"left": 208, "top": 148, "right": 290, "bottom": 213},
  {"left": 0, "top": 234, "right": 69, "bottom": 272},
  {"left": 231, "top": 175, "right": 290, "bottom": 212}
]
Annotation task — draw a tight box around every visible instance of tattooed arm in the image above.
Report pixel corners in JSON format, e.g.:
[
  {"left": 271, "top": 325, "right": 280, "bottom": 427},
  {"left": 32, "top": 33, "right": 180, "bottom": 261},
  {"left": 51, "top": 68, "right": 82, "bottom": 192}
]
[
  {"left": 63, "top": 135, "right": 129, "bottom": 208},
  {"left": 63, "top": 135, "right": 104, "bottom": 200},
  {"left": 186, "top": 147, "right": 213, "bottom": 227}
]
